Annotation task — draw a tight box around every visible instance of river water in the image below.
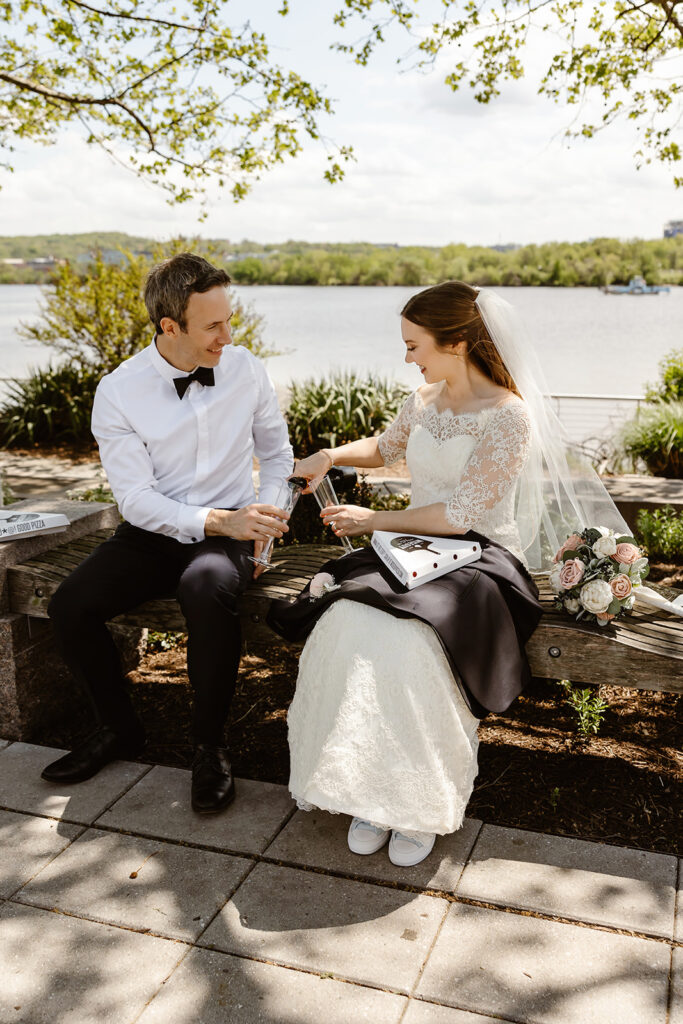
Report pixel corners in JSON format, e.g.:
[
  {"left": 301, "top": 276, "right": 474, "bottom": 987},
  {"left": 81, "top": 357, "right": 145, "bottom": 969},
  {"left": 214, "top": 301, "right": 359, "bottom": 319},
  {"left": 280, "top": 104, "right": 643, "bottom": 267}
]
[{"left": 1, "top": 285, "right": 681, "bottom": 444}]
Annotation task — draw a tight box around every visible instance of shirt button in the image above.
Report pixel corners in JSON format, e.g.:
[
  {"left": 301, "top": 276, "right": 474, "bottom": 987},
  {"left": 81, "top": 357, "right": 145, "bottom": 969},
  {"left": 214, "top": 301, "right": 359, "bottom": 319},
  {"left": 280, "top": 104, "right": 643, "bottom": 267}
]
[{"left": 191, "top": 536, "right": 197, "bottom": 542}]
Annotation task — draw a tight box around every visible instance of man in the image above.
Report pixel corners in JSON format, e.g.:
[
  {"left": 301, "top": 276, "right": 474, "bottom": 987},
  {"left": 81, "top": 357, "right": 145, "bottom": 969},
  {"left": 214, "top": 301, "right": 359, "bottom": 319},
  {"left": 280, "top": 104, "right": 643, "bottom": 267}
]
[{"left": 42, "top": 253, "right": 293, "bottom": 813}]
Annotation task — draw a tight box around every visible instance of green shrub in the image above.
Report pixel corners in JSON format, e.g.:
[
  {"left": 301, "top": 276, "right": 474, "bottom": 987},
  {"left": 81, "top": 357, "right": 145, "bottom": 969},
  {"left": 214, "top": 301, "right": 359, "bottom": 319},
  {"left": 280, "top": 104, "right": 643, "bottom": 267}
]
[
  {"left": 645, "top": 348, "right": 683, "bottom": 403},
  {"left": 286, "top": 372, "right": 411, "bottom": 456},
  {"left": 0, "top": 363, "right": 101, "bottom": 447},
  {"left": 556, "top": 679, "right": 609, "bottom": 737},
  {"left": 619, "top": 400, "right": 683, "bottom": 478},
  {"left": 636, "top": 505, "right": 683, "bottom": 562}
]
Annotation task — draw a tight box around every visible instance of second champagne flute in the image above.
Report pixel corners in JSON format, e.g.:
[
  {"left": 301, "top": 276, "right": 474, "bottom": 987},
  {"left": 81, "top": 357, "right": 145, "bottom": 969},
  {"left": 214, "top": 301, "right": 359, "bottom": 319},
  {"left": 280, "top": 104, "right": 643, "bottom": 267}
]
[{"left": 312, "top": 475, "right": 354, "bottom": 553}]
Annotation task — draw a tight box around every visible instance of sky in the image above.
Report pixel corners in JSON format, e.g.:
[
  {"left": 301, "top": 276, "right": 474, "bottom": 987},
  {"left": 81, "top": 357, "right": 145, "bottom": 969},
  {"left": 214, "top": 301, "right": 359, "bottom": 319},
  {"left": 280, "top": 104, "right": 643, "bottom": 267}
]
[{"left": 0, "top": 0, "right": 680, "bottom": 246}]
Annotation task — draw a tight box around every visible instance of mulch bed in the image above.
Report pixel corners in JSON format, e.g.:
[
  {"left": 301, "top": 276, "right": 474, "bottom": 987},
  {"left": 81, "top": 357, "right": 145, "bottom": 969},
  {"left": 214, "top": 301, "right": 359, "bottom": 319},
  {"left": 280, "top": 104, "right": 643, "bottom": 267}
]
[{"left": 121, "top": 563, "right": 682, "bottom": 859}]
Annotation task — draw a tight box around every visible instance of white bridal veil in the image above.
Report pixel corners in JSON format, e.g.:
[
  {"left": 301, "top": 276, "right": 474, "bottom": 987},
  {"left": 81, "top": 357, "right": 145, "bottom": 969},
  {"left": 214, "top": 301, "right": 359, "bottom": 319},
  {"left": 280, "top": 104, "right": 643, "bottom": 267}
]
[{"left": 475, "top": 288, "right": 629, "bottom": 572}]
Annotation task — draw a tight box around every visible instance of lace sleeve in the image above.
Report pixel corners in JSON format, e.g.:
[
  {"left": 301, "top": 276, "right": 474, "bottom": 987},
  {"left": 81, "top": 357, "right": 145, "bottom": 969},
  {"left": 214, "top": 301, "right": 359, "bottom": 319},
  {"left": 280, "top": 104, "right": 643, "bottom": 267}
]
[
  {"left": 445, "top": 401, "right": 532, "bottom": 529},
  {"left": 377, "top": 392, "right": 418, "bottom": 465}
]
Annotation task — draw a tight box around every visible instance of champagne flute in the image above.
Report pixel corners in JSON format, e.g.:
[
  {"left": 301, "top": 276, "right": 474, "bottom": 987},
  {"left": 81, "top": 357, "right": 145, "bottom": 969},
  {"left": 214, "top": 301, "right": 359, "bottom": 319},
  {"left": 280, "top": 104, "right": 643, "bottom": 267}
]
[
  {"left": 249, "top": 476, "right": 306, "bottom": 570},
  {"left": 312, "top": 475, "right": 354, "bottom": 553}
]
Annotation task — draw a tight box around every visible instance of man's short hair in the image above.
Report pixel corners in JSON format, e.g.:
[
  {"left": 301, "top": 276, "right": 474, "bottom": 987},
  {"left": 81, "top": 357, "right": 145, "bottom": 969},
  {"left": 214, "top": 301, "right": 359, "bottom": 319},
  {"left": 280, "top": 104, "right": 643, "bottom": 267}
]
[{"left": 144, "top": 253, "right": 231, "bottom": 334}]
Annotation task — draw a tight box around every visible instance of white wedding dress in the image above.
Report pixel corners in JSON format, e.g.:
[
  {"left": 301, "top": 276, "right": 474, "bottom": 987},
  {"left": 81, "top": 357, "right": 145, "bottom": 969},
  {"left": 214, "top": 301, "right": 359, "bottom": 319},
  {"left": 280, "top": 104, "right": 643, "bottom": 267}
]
[{"left": 288, "top": 384, "right": 532, "bottom": 835}]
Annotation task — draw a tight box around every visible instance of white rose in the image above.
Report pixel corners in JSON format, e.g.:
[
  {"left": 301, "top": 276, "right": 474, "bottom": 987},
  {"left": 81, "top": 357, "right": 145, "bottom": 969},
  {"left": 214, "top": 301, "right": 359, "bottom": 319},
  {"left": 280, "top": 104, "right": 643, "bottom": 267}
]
[
  {"left": 549, "top": 564, "right": 564, "bottom": 595},
  {"left": 564, "top": 597, "right": 581, "bottom": 614},
  {"left": 579, "top": 579, "right": 613, "bottom": 615},
  {"left": 592, "top": 535, "right": 617, "bottom": 558}
]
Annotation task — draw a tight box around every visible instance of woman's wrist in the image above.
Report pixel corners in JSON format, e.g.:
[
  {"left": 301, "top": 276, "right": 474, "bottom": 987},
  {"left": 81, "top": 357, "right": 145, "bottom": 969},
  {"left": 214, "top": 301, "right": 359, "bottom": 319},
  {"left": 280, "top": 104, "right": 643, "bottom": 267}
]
[{"left": 320, "top": 448, "right": 335, "bottom": 469}]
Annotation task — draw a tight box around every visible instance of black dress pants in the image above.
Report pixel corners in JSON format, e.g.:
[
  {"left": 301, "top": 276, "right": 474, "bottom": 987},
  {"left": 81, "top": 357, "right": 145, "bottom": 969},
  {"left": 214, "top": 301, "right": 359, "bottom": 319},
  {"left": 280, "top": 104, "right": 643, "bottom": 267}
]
[{"left": 48, "top": 522, "right": 254, "bottom": 746}]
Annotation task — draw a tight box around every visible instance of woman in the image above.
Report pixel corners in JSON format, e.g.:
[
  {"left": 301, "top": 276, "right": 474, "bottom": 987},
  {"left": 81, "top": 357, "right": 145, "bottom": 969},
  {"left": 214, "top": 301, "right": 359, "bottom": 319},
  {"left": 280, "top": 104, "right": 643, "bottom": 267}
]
[{"left": 270, "top": 281, "right": 624, "bottom": 868}]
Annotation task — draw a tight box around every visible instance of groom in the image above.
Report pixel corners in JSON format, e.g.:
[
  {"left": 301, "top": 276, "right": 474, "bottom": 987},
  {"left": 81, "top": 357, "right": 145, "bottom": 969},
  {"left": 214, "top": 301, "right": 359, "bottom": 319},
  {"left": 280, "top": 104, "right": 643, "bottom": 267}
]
[{"left": 42, "top": 253, "right": 293, "bottom": 813}]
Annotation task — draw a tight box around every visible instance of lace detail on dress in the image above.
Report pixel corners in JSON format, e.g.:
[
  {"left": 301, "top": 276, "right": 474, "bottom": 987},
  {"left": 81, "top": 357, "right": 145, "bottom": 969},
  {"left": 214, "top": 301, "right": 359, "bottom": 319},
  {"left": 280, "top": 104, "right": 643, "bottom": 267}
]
[
  {"left": 377, "top": 391, "right": 417, "bottom": 465},
  {"left": 444, "top": 402, "right": 532, "bottom": 530}
]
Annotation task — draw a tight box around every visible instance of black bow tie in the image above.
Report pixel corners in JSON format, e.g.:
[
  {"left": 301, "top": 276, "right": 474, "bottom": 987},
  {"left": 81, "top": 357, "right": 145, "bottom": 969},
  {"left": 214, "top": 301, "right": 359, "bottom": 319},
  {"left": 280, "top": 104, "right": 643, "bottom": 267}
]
[{"left": 173, "top": 366, "right": 215, "bottom": 400}]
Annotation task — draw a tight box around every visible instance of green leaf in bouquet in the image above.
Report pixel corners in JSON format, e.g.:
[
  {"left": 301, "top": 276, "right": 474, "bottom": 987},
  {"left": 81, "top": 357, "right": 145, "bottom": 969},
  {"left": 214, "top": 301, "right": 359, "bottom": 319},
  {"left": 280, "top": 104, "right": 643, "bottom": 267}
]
[
  {"left": 640, "top": 565, "right": 650, "bottom": 581},
  {"left": 562, "top": 549, "right": 579, "bottom": 562},
  {"left": 584, "top": 528, "right": 601, "bottom": 544},
  {"left": 608, "top": 597, "right": 622, "bottom": 615},
  {"left": 616, "top": 536, "right": 637, "bottom": 545},
  {"left": 618, "top": 562, "right": 631, "bottom": 574},
  {"left": 632, "top": 557, "right": 649, "bottom": 573}
]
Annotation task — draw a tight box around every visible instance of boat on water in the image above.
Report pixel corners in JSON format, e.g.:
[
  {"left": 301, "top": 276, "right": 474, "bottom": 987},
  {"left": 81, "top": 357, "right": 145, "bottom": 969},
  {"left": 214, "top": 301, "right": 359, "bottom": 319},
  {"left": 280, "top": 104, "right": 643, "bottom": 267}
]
[{"left": 602, "top": 276, "right": 670, "bottom": 295}]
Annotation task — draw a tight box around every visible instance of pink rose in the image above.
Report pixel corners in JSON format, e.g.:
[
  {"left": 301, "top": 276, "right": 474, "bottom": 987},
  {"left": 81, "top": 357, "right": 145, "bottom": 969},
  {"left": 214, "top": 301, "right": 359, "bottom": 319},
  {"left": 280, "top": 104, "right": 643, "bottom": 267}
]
[
  {"left": 553, "top": 534, "right": 584, "bottom": 563},
  {"left": 559, "top": 558, "right": 585, "bottom": 589},
  {"left": 309, "top": 572, "right": 335, "bottom": 598},
  {"left": 597, "top": 612, "right": 615, "bottom": 624},
  {"left": 614, "top": 543, "right": 640, "bottom": 565},
  {"left": 610, "top": 574, "right": 632, "bottom": 600}
]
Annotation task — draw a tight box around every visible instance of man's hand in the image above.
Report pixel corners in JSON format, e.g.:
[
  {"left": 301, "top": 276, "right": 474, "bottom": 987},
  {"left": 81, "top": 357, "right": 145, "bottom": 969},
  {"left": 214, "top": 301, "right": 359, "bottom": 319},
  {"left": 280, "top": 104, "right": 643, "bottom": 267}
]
[
  {"left": 251, "top": 538, "right": 268, "bottom": 579},
  {"left": 205, "top": 504, "right": 290, "bottom": 541},
  {"left": 320, "top": 504, "right": 376, "bottom": 538}
]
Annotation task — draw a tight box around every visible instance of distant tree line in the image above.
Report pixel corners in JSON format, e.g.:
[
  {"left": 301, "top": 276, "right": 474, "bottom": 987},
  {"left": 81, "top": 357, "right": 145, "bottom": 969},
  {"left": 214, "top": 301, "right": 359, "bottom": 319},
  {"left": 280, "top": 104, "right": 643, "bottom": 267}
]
[
  {"left": 1, "top": 234, "right": 683, "bottom": 288},
  {"left": 227, "top": 238, "right": 683, "bottom": 288}
]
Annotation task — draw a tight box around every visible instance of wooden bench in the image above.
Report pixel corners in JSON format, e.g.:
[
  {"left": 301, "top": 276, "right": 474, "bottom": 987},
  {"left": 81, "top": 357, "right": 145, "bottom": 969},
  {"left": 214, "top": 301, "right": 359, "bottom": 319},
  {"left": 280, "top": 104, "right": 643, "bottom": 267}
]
[{"left": 6, "top": 529, "right": 683, "bottom": 695}]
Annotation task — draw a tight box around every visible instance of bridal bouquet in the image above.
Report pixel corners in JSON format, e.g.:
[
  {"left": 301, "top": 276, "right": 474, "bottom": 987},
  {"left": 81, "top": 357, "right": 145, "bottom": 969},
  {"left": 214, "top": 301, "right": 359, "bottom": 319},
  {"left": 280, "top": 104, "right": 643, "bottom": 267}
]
[{"left": 550, "top": 527, "right": 649, "bottom": 626}]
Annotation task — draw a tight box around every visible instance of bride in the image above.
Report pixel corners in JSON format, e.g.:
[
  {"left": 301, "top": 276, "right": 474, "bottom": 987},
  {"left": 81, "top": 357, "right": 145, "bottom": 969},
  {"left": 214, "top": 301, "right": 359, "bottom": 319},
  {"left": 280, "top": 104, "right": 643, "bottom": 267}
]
[{"left": 269, "top": 280, "right": 623, "bottom": 868}]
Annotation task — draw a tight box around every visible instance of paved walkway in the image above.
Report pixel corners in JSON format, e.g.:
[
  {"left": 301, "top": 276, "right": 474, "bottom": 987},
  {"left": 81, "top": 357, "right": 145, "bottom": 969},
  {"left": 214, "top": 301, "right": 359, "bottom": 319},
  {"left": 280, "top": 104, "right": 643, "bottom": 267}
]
[{"left": 0, "top": 740, "right": 679, "bottom": 1023}]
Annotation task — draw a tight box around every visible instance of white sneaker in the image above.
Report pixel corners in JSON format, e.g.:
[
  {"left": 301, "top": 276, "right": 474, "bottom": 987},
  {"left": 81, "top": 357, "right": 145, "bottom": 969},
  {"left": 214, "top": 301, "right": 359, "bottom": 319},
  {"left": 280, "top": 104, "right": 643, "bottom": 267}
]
[
  {"left": 388, "top": 829, "right": 436, "bottom": 867},
  {"left": 347, "top": 817, "right": 391, "bottom": 855}
]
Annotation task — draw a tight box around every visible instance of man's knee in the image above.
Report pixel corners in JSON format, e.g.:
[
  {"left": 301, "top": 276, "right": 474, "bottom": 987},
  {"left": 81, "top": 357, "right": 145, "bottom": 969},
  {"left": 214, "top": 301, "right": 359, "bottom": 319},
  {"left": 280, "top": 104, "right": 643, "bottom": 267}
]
[{"left": 177, "top": 562, "right": 243, "bottom": 618}]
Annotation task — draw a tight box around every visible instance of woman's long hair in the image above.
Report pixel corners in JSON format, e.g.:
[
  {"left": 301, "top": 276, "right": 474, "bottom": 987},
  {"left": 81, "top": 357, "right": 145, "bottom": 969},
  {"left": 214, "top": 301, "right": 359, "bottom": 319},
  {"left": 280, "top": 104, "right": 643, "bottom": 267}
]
[{"left": 401, "top": 281, "right": 521, "bottom": 398}]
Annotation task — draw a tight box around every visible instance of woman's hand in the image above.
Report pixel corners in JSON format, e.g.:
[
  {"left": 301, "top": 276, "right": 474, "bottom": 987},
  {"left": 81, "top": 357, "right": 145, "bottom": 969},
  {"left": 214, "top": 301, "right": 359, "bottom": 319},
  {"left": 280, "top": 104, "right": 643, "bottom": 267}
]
[
  {"left": 321, "top": 504, "right": 377, "bottom": 538},
  {"left": 293, "top": 450, "right": 333, "bottom": 493}
]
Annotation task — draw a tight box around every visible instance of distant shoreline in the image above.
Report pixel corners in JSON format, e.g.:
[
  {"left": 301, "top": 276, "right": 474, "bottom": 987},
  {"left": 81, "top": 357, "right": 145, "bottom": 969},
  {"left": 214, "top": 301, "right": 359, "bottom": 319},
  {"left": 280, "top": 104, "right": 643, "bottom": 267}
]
[{"left": 1, "top": 233, "right": 682, "bottom": 289}]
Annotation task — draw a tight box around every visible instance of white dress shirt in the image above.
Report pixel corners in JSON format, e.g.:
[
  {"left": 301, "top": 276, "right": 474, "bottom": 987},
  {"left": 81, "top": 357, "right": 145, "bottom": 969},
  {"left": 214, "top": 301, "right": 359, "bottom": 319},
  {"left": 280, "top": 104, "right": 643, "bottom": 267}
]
[{"left": 91, "top": 339, "right": 293, "bottom": 544}]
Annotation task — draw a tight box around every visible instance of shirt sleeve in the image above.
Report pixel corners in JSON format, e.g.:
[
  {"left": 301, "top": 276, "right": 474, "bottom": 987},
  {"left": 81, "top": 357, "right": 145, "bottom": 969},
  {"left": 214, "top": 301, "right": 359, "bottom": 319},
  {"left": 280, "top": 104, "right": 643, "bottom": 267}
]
[
  {"left": 376, "top": 392, "right": 417, "bottom": 466},
  {"left": 250, "top": 357, "right": 294, "bottom": 506},
  {"left": 92, "top": 381, "right": 212, "bottom": 543},
  {"left": 445, "top": 402, "right": 532, "bottom": 530}
]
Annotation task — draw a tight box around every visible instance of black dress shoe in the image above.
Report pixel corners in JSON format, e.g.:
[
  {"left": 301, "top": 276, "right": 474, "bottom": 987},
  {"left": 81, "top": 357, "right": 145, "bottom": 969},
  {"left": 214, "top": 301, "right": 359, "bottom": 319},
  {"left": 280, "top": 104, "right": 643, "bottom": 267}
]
[
  {"left": 41, "top": 725, "right": 145, "bottom": 784},
  {"left": 191, "top": 744, "right": 235, "bottom": 814}
]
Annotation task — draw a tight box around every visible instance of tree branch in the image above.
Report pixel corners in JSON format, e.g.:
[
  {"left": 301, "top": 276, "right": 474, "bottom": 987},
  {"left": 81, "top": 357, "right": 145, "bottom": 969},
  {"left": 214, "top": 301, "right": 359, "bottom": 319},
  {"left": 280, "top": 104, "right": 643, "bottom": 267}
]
[
  {"left": 63, "top": 0, "right": 206, "bottom": 33},
  {"left": 0, "top": 71, "right": 156, "bottom": 149}
]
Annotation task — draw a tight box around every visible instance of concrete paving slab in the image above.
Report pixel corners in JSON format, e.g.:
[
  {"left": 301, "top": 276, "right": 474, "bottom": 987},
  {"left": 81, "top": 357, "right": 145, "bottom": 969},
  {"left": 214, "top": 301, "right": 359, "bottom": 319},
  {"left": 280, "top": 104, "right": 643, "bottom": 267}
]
[
  {"left": 403, "top": 1002, "right": 512, "bottom": 1023},
  {"left": 200, "top": 861, "right": 447, "bottom": 994},
  {"left": 0, "top": 739, "right": 10, "bottom": 750},
  {"left": 670, "top": 947, "right": 683, "bottom": 1024},
  {"left": 137, "top": 947, "right": 408, "bottom": 1024},
  {"left": 676, "top": 859, "right": 682, "bottom": 942},
  {"left": 0, "top": 808, "right": 81, "bottom": 897},
  {"left": 17, "top": 828, "right": 252, "bottom": 942},
  {"left": 0, "top": 901, "right": 185, "bottom": 1024},
  {"left": 265, "top": 809, "right": 481, "bottom": 890},
  {"left": 96, "top": 766, "right": 294, "bottom": 855},
  {"left": 457, "top": 824, "right": 677, "bottom": 938},
  {"left": 417, "top": 902, "right": 670, "bottom": 1024},
  {"left": 0, "top": 742, "right": 150, "bottom": 824}
]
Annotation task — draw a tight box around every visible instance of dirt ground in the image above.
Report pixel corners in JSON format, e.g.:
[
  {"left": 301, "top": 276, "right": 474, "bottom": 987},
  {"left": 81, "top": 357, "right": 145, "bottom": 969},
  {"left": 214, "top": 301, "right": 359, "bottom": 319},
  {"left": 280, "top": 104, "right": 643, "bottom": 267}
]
[{"left": 124, "top": 562, "right": 682, "bottom": 859}]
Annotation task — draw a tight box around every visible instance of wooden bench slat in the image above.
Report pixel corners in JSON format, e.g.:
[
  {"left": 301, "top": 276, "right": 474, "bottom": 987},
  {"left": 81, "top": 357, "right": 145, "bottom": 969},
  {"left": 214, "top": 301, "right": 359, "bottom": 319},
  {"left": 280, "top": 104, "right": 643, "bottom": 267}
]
[{"left": 7, "top": 536, "right": 682, "bottom": 694}]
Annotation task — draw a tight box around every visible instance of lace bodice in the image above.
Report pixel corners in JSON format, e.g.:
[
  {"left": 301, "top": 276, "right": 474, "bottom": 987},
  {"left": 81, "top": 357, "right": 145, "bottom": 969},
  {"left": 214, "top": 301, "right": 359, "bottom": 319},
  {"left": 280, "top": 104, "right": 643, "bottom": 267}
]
[{"left": 377, "top": 386, "right": 532, "bottom": 561}]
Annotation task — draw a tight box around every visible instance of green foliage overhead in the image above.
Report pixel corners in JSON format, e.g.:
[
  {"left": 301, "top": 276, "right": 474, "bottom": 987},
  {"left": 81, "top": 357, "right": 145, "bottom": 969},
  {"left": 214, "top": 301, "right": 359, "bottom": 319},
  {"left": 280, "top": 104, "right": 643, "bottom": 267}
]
[
  {"left": 333, "top": 0, "right": 683, "bottom": 186},
  {"left": 286, "top": 372, "right": 411, "bottom": 456},
  {"left": 1, "top": 1, "right": 681, "bottom": 204},
  {"left": 0, "top": 0, "right": 352, "bottom": 209}
]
